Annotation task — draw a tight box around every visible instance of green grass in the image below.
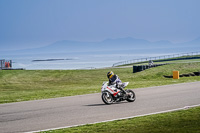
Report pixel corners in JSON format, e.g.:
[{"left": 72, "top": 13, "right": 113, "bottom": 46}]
[
  {"left": 1, "top": 61, "right": 200, "bottom": 133},
  {"left": 0, "top": 62, "right": 200, "bottom": 104},
  {"left": 42, "top": 106, "right": 200, "bottom": 133}
]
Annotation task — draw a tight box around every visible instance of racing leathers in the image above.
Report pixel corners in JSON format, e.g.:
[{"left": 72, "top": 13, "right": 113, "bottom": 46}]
[{"left": 108, "top": 75, "right": 126, "bottom": 93}]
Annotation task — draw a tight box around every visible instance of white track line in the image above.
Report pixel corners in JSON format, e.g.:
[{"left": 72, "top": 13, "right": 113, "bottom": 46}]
[{"left": 26, "top": 104, "right": 200, "bottom": 133}]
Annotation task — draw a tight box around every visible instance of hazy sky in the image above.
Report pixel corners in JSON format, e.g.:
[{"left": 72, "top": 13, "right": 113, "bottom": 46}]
[{"left": 0, "top": 0, "right": 200, "bottom": 50}]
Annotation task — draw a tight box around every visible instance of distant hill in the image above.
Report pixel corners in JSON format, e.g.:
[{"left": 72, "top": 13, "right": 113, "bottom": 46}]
[
  {"left": 1, "top": 37, "right": 200, "bottom": 55},
  {"left": 180, "top": 37, "right": 200, "bottom": 46}
]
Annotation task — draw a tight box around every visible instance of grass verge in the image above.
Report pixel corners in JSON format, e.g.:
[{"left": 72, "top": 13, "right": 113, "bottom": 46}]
[
  {"left": 41, "top": 106, "right": 200, "bottom": 133},
  {"left": 0, "top": 62, "right": 200, "bottom": 104}
]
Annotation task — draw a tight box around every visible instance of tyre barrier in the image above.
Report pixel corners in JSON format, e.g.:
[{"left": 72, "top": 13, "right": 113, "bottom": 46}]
[{"left": 133, "top": 64, "right": 167, "bottom": 73}]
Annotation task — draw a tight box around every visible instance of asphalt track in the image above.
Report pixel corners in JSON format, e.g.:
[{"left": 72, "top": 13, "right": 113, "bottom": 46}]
[{"left": 0, "top": 82, "right": 200, "bottom": 133}]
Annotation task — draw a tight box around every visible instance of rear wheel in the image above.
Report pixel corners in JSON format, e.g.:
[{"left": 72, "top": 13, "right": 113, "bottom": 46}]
[
  {"left": 126, "top": 90, "right": 136, "bottom": 102},
  {"left": 102, "top": 91, "right": 114, "bottom": 105}
]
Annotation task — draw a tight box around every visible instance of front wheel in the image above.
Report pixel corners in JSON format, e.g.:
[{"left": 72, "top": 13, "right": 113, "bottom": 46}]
[
  {"left": 102, "top": 91, "right": 114, "bottom": 105},
  {"left": 126, "top": 89, "right": 136, "bottom": 102}
]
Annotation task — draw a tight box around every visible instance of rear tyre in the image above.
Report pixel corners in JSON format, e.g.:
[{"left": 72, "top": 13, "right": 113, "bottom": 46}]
[
  {"left": 102, "top": 91, "right": 114, "bottom": 105},
  {"left": 126, "top": 90, "right": 136, "bottom": 102}
]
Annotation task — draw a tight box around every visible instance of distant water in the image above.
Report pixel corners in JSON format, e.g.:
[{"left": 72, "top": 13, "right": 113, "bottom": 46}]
[
  {"left": 1, "top": 52, "right": 141, "bottom": 70},
  {"left": 1, "top": 47, "right": 199, "bottom": 70}
]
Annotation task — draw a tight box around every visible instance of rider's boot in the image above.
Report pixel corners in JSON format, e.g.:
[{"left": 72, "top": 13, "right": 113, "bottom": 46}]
[
  {"left": 119, "top": 87, "right": 126, "bottom": 94},
  {"left": 118, "top": 88, "right": 126, "bottom": 99}
]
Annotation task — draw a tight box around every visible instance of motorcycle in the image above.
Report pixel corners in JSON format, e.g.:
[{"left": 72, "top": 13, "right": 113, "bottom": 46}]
[{"left": 101, "top": 81, "right": 136, "bottom": 104}]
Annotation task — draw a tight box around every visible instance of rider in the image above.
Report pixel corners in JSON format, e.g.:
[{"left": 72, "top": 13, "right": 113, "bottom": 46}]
[{"left": 107, "top": 71, "right": 126, "bottom": 94}]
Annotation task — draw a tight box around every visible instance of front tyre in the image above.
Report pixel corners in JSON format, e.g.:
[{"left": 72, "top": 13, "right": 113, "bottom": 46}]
[
  {"left": 102, "top": 91, "right": 114, "bottom": 105},
  {"left": 126, "top": 90, "right": 136, "bottom": 102}
]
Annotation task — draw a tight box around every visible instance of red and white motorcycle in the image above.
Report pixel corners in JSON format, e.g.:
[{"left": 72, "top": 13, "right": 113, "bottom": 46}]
[{"left": 101, "top": 81, "right": 136, "bottom": 104}]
